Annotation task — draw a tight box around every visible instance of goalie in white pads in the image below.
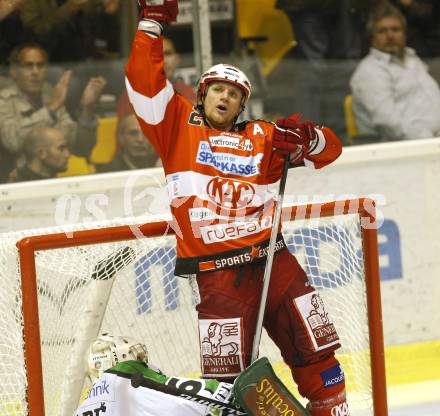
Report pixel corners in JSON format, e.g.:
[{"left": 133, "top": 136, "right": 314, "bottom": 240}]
[
  {"left": 75, "top": 334, "right": 243, "bottom": 416},
  {"left": 75, "top": 334, "right": 310, "bottom": 416}
]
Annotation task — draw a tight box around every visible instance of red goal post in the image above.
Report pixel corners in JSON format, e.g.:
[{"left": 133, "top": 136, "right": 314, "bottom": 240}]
[{"left": 14, "top": 198, "right": 387, "bottom": 416}]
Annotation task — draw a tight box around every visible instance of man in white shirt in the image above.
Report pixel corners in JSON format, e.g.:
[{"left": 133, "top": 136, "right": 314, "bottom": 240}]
[{"left": 350, "top": 3, "right": 440, "bottom": 142}]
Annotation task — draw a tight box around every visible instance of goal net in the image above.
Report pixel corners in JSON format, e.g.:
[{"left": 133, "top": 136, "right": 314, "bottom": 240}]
[{"left": 0, "top": 199, "right": 387, "bottom": 416}]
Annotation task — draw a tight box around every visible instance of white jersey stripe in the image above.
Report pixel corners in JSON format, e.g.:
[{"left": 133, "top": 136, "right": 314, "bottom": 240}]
[
  {"left": 125, "top": 77, "right": 174, "bottom": 125},
  {"left": 308, "top": 128, "right": 327, "bottom": 156}
]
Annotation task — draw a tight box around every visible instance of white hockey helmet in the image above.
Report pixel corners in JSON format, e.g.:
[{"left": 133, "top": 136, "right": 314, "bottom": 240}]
[
  {"left": 198, "top": 64, "right": 252, "bottom": 106},
  {"left": 87, "top": 334, "right": 148, "bottom": 382}
]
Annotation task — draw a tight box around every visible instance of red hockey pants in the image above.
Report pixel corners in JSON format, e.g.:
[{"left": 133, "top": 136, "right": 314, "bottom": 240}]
[{"left": 195, "top": 248, "right": 348, "bottom": 412}]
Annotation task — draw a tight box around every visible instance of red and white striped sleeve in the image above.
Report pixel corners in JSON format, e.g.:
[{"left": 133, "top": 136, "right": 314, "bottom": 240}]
[{"left": 125, "top": 30, "right": 189, "bottom": 160}]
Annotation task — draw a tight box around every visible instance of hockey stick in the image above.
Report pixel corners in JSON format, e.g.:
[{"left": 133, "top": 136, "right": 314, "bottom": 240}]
[
  {"left": 251, "top": 157, "right": 290, "bottom": 363},
  {"left": 60, "top": 246, "right": 136, "bottom": 416}
]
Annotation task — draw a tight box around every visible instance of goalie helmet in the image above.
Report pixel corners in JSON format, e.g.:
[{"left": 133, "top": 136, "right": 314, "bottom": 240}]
[
  {"left": 87, "top": 334, "right": 148, "bottom": 382},
  {"left": 197, "top": 64, "right": 252, "bottom": 106}
]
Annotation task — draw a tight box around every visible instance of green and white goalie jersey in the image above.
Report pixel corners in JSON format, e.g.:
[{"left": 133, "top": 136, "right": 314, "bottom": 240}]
[{"left": 75, "top": 361, "right": 244, "bottom": 416}]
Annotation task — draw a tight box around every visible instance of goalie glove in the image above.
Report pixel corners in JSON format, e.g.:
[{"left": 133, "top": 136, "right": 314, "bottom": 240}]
[
  {"left": 137, "top": 0, "right": 179, "bottom": 23},
  {"left": 272, "top": 114, "right": 317, "bottom": 165}
]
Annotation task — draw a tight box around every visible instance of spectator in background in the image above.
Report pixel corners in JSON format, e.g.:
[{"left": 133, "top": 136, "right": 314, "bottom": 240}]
[
  {"left": 18, "top": 0, "right": 123, "bottom": 116},
  {"left": 0, "top": 42, "right": 106, "bottom": 177},
  {"left": 8, "top": 126, "right": 71, "bottom": 182},
  {"left": 117, "top": 36, "right": 196, "bottom": 118},
  {"left": 350, "top": 3, "right": 440, "bottom": 141},
  {"left": 95, "top": 113, "right": 160, "bottom": 173}
]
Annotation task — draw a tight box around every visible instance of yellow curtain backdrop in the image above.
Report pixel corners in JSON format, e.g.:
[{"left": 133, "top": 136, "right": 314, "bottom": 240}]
[{"left": 236, "top": 0, "right": 296, "bottom": 76}]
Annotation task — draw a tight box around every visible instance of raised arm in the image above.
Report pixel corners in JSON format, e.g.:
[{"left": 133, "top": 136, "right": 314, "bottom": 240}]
[{"left": 125, "top": 1, "right": 186, "bottom": 160}]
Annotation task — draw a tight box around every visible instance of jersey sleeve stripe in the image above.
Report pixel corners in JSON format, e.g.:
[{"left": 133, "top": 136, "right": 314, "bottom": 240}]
[{"left": 125, "top": 77, "right": 175, "bottom": 125}]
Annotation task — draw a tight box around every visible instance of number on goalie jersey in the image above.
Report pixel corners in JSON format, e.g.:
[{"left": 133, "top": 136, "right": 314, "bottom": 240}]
[
  {"left": 76, "top": 334, "right": 242, "bottom": 416},
  {"left": 75, "top": 360, "right": 238, "bottom": 416}
]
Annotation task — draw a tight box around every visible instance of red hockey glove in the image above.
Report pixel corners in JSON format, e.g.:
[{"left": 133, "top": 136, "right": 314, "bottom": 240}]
[
  {"left": 272, "top": 114, "right": 317, "bottom": 164},
  {"left": 137, "top": 0, "right": 178, "bottom": 23}
]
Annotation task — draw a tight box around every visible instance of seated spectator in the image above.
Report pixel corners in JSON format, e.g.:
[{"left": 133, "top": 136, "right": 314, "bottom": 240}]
[
  {"left": 0, "top": 42, "right": 106, "bottom": 174},
  {"left": 95, "top": 113, "right": 160, "bottom": 173},
  {"left": 350, "top": 3, "right": 440, "bottom": 141},
  {"left": 117, "top": 36, "right": 196, "bottom": 118},
  {"left": 18, "top": 0, "right": 123, "bottom": 115},
  {"left": 8, "top": 126, "right": 71, "bottom": 182}
]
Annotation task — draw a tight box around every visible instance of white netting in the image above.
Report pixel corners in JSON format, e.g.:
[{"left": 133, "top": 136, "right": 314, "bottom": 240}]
[{"left": 0, "top": 211, "right": 374, "bottom": 415}]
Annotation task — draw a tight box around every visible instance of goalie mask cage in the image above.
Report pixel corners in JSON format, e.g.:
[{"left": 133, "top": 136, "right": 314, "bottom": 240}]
[{"left": 0, "top": 198, "right": 387, "bottom": 416}]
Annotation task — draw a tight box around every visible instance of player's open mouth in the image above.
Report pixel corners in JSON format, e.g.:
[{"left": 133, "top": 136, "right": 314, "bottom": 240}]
[{"left": 216, "top": 105, "right": 227, "bottom": 113}]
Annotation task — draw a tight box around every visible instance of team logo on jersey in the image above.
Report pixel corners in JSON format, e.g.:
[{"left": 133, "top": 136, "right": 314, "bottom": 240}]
[
  {"left": 293, "top": 291, "right": 340, "bottom": 351},
  {"left": 86, "top": 379, "right": 111, "bottom": 399},
  {"left": 196, "top": 142, "right": 262, "bottom": 177},
  {"left": 199, "top": 318, "right": 245, "bottom": 378},
  {"left": 206, "top": 176, "right": 255, "bottom": 210},
  {"left": 208, "top": 134, "right": 253, "bottom": 151},
  {"left": 77, "top": 374, "right": 116, "bottom": 415}
]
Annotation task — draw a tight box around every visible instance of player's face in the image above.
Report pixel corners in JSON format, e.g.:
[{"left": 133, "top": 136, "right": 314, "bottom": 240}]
[
  {"left": 11, "top": 48, "right": 48, "bottom": 97},
  {"left": 203, "top": 82, "right": 243, "bottom": 131},
  {"left": 371, "top": 16, "right": 406, "bottom": 58}
]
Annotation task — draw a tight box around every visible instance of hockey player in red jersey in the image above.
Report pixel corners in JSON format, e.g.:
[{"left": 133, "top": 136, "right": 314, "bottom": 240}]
[{"left": 126, "top": 2, "right": 349, "bottom": 415}]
